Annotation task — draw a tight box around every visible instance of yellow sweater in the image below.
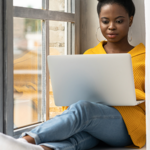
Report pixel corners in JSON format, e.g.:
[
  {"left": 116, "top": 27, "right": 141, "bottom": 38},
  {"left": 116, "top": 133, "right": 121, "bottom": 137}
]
[
  {"left": 62, "top": 41, "right": 145, "bottom": 148},
  {"left": 84, "top": 41, "right": 146, "bottom": 148}
]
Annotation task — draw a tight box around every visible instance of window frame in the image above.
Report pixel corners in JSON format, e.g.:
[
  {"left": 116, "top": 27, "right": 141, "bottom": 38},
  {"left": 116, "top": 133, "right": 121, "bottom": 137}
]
[
  {"left": 3, "top": 0, "right": 14, "bottom": 136},
  {"left": 0, "top": 0, "right": 4, "bottom": 133},
  {"left": 1, "top": 0, "right": 80, "bottom": 137}
]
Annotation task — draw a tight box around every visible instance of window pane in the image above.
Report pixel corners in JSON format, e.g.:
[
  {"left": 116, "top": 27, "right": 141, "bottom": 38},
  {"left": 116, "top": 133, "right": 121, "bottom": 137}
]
[
  {"left": 49, "top": 21, "right": 66, "bottom": 118},
  {"left": 49, "top": 0, "right": 75, "bottom": 13},
  {"left": 13, "top": 0, "right": 42, "bottom": 9},
  {"left": 14, "top": 18, "right": 42, "bottom": 129}
]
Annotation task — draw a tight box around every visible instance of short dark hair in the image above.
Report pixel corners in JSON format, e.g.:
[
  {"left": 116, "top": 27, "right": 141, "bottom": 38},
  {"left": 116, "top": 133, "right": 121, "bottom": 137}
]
[{"left": 97, "top": 0, "right": 135, "bottom": 17}]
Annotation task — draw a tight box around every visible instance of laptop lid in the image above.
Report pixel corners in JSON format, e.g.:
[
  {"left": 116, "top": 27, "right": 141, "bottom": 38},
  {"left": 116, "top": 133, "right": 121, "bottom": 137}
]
[{"left": 47, "top": 54, "right": 144, "bottom": 106}]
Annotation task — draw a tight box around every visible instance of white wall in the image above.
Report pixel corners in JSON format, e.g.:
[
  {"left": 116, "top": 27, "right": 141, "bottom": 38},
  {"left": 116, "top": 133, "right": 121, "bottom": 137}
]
[
  {"left": 80, "top": 0, "right": 145, "bottom": 54},
  {"left": 145, "top": 0, "right": 150, "bottom": 149}
]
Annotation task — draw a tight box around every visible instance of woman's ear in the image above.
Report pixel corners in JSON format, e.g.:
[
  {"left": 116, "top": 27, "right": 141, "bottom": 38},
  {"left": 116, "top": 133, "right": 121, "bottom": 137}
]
[{"left": 129, "top": 16, "right": 133, "bottom": 27}]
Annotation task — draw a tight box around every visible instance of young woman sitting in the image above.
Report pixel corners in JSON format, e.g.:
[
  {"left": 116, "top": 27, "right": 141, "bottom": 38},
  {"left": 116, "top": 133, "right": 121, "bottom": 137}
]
[{"left": 0, "top": 0, "right": 145, "bottom": 150}]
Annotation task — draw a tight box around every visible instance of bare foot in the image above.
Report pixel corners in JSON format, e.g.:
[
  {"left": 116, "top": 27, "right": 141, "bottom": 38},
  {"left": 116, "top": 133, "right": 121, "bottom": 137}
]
[
  {"left": 41, "top": 145, "right": 54, "bottom": 150},
  {"left": 23, "top": 136, "right": 54, "bottom": 150},
  {"left": 23, "top": 135, "right": 36, "bottom": 144}
]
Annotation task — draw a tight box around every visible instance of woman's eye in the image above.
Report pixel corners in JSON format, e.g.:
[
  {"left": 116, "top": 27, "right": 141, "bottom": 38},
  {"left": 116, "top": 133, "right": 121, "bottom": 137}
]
[
  {"left": 116, "top": 20, "right": 123, "bottom": 24},
  {"left": 102, "top": 20, "right": 109, "bottom": 24}
]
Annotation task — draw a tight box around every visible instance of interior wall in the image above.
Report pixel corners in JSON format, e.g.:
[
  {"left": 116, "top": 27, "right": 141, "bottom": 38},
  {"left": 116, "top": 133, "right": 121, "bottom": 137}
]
[
  {"left": 145, "top": 0, "right": 150, "bottom": 148},
  {"left": 80, "top": 0, "right": 145, "bottom": 54}
]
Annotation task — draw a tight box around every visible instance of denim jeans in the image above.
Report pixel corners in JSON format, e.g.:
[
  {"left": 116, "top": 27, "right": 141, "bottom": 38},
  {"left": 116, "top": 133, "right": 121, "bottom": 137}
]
[{"left": 21, "top": 100, "right": 133, "bottom": 150}]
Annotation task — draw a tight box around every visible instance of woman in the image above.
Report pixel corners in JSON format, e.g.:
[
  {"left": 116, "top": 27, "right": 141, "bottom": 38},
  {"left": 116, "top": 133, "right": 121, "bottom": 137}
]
[{"left": 0, "top": 0, "right": 145, "bottom": 150}]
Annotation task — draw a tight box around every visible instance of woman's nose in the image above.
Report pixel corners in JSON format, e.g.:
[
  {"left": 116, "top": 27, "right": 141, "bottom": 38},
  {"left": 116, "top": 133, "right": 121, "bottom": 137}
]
[{"left": 108, "top": 22, "right": 116, "bottom": 30}]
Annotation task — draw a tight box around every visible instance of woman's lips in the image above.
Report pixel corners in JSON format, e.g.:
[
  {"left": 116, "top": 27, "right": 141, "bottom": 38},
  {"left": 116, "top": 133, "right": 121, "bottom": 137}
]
[{"left": 107, "top": 34, "right": 118, "bottom": 38}]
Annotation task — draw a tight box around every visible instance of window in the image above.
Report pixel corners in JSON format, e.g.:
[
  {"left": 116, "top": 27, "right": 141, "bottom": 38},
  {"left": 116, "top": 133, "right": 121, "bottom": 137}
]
[
  {"left": 13, "top": 0, "right": 42, "bottom": 9},
  {"left": 14, "top": 18, "right": 43, "bottom": 128},
  {"left": 0, "top": 0, "right": 80, "bottom": 137},
  {"left": 49, "top": 20, "right": 67, "bottom": 118},
  {"left": 49, "top": 0, "right": 75, "bottom": 13}
]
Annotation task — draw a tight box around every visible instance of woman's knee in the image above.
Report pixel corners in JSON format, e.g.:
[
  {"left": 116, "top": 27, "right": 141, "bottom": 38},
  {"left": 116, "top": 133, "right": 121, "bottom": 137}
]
[{"left": 71, "top": 100, "right": 92, "bottom": 111}]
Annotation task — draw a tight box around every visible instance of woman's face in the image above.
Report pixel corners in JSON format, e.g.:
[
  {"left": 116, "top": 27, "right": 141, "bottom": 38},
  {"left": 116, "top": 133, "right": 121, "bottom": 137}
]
[{"left": 99, "top": 3, "right": 133, "bottom": 43}]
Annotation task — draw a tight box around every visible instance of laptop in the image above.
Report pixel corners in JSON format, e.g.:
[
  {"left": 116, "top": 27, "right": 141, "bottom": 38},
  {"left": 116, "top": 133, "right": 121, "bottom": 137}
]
[{"left": 47, "top": 54, "right": 144, "bottom": 106}]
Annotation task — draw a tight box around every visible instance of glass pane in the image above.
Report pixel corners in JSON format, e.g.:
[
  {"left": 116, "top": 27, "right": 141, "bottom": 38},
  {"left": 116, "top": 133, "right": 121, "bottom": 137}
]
[
  {"left": 13, "top": 0, "right": 42, "bottom": 9},
  {"left": 49, "top": 21, "right": 66, "bottom": 118},
  {"left": 49, "top": 0, "right": 75, "bottom": 13},
  {"left": 14, "top": 18, "right": 42, "bottom": 129}
]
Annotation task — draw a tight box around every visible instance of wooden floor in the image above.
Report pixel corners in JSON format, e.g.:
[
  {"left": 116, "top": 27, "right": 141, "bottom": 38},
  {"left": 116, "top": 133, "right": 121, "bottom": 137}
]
[{"left": 90, "top": 145, "right": 146, "bottom": 150}]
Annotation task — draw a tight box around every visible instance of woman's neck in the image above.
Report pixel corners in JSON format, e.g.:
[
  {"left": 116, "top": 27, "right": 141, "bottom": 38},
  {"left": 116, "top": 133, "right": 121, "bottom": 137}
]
[{"left": 103, "top": 38, "right": 134, "bottom": 54}]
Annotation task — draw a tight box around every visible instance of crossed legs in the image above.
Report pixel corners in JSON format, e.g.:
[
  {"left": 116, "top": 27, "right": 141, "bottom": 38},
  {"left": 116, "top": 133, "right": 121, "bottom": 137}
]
[{"left": 0, "top": 100, "right": 132, "bottom": 150}]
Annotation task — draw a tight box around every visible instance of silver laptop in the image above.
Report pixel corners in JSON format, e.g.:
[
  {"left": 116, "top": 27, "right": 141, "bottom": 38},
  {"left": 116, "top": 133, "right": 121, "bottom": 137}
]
[{"left": 47, "top": 54, "right": 144, "bottom": 106}]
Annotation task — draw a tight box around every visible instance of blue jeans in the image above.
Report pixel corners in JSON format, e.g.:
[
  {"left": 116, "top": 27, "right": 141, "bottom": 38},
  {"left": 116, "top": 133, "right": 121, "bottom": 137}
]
[{"left": 21, "top": 100, "right": 133, "bottom": 150}]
